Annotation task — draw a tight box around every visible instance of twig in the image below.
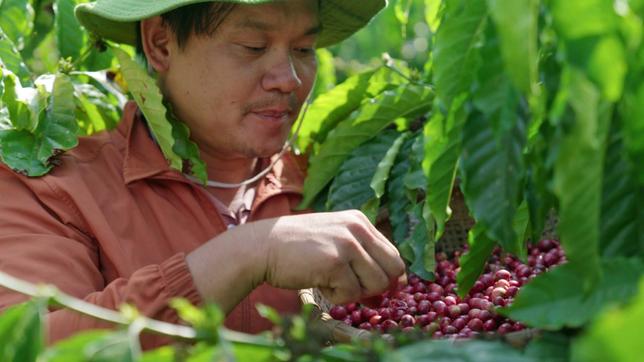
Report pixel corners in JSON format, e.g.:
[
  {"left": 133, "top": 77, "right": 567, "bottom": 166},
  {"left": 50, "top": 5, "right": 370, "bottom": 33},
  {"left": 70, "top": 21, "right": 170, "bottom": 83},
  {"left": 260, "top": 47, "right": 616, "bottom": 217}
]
[{"left": 0, "top": 270, "right": 275, "bottom": 347}]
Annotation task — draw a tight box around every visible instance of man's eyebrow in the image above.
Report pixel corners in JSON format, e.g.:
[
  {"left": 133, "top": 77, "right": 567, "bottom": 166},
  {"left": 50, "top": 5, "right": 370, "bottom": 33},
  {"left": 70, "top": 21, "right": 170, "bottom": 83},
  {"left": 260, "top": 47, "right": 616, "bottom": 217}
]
[{"left": 235, "top": 19, "right": 321, "bottom": 36}]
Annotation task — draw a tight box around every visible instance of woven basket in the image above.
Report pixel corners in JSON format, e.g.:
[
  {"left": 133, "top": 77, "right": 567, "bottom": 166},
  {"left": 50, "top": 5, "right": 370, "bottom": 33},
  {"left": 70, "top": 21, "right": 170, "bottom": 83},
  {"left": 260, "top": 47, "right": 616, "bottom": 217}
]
[{"left": 299, "top": 184, "right": 556, "bottom": 345}]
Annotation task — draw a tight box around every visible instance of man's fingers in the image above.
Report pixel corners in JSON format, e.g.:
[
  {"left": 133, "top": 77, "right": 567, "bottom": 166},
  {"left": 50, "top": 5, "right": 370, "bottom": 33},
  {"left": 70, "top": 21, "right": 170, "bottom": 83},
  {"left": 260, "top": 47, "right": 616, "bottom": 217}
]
[
  {"left": 322, "top": 264, "right": 362, "bottom": 305},
  {"left": 350, "top": 221, "right": 406, "bottom": 282},
  {"left": 348, "top": 244, "right": 391, "bottom": 297}
]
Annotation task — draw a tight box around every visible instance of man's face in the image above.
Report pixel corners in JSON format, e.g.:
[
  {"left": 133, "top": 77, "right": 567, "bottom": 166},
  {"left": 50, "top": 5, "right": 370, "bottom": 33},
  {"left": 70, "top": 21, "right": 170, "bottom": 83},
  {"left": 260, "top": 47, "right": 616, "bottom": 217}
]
[{"left": 161, "top": 0, "right": 319, "bottom": 159}]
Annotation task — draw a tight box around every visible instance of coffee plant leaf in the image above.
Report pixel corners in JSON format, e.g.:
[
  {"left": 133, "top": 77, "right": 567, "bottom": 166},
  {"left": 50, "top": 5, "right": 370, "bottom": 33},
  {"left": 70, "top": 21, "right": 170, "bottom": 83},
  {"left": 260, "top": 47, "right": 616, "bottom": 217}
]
[
  {"left": 297, "top": 66, "right": 405, "bottom": 152},
  {"left": 571, "top": 277, "right": 644, "bottom": 362},
  {"left": 0, "top": 130, "right": 51, "bottom": 175},
  {"left": 433, "top": 0, "right": 487, "bottom": 107},
  {"left": 371, "top": 132, "right": 408, "bottom": 198},
  {"left": 1, "top": 69, "right": 38, "bottom": 130},
  {"left": 501, "top": 258, "right": 643, "bottom": 329},
  {"left": 34, "top": 73, "right": 78, "bottom": 163},
  {"left": 73, "top": 82, "right": 120, "bottom": 134},
  {"left": 326, "top": 130, "right": 399, "bottom": 211},
  {"left": 523, "top": 332, "right": 571, "bottom": 362},
  {"left": 113, "top": 47, "right": 182, "bottom": 171},
  {"left": 387, "top": 136, "right": 416, "bottom": 245},
  {"left": 486, "top": 0, "right": 538, "bottom": 96},
  {"left": 0, "top": 0, "right": 34, "bottom": 51},
  {"left": 600, "top": 116, "right": 644, "bottom": 258},
  {"left": 39, "top": 330, "right": 113, "bottom": 362},
  {"left": 553, "top": 69, "right": 606, "bottom": 290},
  {"left": 456, "top": 223, "right": 495, "bottom": 298},
  {"left": 403, "top": 133, "right": 427, "bottom": 192},
  {"left": 167, "top": 110, "right": 208, "bottom": 183},
  {"left": 399, "top": 202, "right": 434, "bottom": 279},
  {"left": 424, "top": 0, "right": 443, "bottom": 33},
  {"left": 383, "top": 339, "right": 536, "bottom": 362},
  {"left": 54, "top": 0, "right": 84, "bottom": 61},
  {"left": 0, "top": 301, "right": 45, "bottom": 362},
  {"left": 0, "top": 27, "right": 32, "bottom": 84},
  {"left": 459, "top": 97, "right": 527, "bottom": 256},
  {"left": 300, "top": 83, "right": 434, "bottom": 208},
  {"left": 423, "top": 95, "right": 467, "bottom": 239},
  {"left": 623, "top": 83, "right": 644, "bottom": 185}
]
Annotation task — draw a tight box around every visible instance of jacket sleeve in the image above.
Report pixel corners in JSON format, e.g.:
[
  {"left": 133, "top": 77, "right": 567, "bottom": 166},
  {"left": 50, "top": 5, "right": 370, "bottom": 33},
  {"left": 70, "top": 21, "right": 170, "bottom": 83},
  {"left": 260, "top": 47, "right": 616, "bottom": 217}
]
[{"left": 0, "top": 169, "right": 202, "bottom": 348}]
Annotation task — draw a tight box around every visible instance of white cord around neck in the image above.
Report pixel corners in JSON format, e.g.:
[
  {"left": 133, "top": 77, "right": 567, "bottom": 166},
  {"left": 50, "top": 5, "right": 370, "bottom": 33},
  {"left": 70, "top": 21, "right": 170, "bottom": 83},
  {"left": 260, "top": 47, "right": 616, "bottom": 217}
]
[{"left": 185, "top": 99, "right": 310, "bottom": 189}]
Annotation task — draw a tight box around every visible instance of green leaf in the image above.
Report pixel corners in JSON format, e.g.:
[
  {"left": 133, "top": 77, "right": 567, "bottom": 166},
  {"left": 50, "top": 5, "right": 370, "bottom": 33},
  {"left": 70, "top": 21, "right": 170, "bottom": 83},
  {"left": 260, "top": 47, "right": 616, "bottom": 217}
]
[
  {"left": 553, "top": 69, "right": 607, "bottom": 290},
  {"left": 300, "top": 83, "right": 434, "bottom": 208},
  {"left": 383, "top": 339, "right": 536, "bottom": 362},
  {"left": 623, "top": 83, "right": 644, "bottom": 185},
  {"left": 73, "top": 82, "right": 120, "bottom": 134},
  {"left": 0, "top": 301, "right": 45, "bottom": 362},
  {"left": 387, "top": 136, "right": 417, "bottom": 244},
  {"left": 571, "top": 277, "right": 644, "bottom": 362},
  {"left": 35, "top": 73, "right": 78, "bottom": 163},
  {"left": 460, "top": 101, "right": 527, "bottom": 255},
  {"left": 394, "top": 0, "right": 413, "bottom": 38},
  {"left": 113, "top": 47, "right": 182, "bottom": 171},
  {"left": 54, "top": 0, "right": 85, "bottom": 60},
  {"left": 551, "top": 0, "right": 618, "bottom": 39},
  {"left": 140, "top": 346, "right": 175, "bottom": 362},
  {"left": 501, "top": 258, "right": 643, "bottom": 329},
  {"left": 326, "top": 130, "right": 399, "bottom": 211},
  {"left": 433, "top": 0, "right": 487, "bottom": 106},
  {"left": 523, "top": 332, "right": 571, "bottom": 362},
  {"left": 456, "top": 223, "right": 495, "bottom": 298},
  {"left": 486, "top": 0, "right": 538, "bottom": 95},
  {"left": 425, "top": 0, "right": 443, "bottom": 33},
  {"left": 1, "top": 69, "right": 37, "bottom": 130},
  {"left": 600, "top": 117, "right": 644, "bottom": 258},
  {"left": 0, "top": 0, "right": 34, "bottom": 49},
  {"left": 40, "top": 330, "right": 111, "bottom": 362},
  {"left": 311, "top": 48, "right": 336, "bottom": 98},
  {"left": 171, "top": 299, "right": 223, "bottom": 343},
  {"left": 0, "top": 27, "right": 32, "bottom": 84},
  {"left": 167, "top": 109, "right": 207, "bottom": 183},
  {"left": 296, "top": 66, "right": 407, "bottom": 152},
  {"left": 255, "top": 303, "right": 282, "bottom": 326},
  {"left": 371, "top": 132, "right": 408, "bottom": 198},
  {"left": 0, "top": 130, "right": 51, "bottom": 175},
  {"left": 399, "top": 202, "right": 434, "bottom": 280},
  {"left": 423, "top": 95, "right": 467, "bottom": 239}
]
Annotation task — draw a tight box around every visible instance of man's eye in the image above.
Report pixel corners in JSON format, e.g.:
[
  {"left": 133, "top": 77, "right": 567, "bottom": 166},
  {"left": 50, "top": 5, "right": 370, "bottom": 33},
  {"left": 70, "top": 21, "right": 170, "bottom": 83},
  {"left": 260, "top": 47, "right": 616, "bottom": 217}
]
[
  {"left": 245, "top": 46, "right": 266, "bottom": 53},
  {"left": 295, "top": 47, "right": 315, "bottom": 55}
]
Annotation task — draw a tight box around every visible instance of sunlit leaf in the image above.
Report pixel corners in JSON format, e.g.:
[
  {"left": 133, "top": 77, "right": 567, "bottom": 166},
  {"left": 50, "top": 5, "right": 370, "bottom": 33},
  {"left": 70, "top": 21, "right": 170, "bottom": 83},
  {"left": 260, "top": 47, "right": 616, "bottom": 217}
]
[
  {"left": 433, "top": 0, "right": 487, "bottom": 106},
  {"left": 0, "top": 27, "right": 32, "bottom": 84},
  {"left": 501, "top": 258, "right": 643, "bottom": 329},
  {"left": 423, "top": 95, "right": 467, "bottom": 239},
  {"left": 54, "top": 0, "right": 84, "bottom": 61},
  {"left": 300, "top": 84, "right": 434, "bottom": 208},
  {"left": 35, "top": 73, "right": 78, "bottom": 162},
  {"left": 387, "top": 136, "right": 417, "bottom": 244},
  {"left": 371, "top": 132, "right": 408, "bottom": 198},
  {"left": 296, "top": 67, "right": 406, "bottom": 152},
  {"left": 0, "top": 301, "right": 45, "bottom": 362},
  {"left": 112, "top": 47, "right": 182, "bottom": 171},
  {"left": 425, "top": 0, "right": 443, "bottom": 33},
  {"left": 486, "top": 0, "right": 538, "bottom": 95},
  {"left": 0, "top": 0, "right": 35, "bottom": 50},
  {"left": 571, "top": 277, "right": 644, "bottom": 362}
]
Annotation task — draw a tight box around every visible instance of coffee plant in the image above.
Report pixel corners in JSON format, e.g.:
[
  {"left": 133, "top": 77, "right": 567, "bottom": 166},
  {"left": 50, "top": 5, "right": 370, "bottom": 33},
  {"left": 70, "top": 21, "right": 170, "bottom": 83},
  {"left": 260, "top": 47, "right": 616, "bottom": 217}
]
[{"left": 1, "top": 0, "right": 644, "bottom": 361}]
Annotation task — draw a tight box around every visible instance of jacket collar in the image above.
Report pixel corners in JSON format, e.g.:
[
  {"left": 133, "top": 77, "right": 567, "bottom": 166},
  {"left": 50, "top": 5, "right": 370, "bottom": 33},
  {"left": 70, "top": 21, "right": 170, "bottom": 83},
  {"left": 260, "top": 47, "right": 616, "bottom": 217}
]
[{"left": 120, "top": 101, "right": 306, "bottom": 199}]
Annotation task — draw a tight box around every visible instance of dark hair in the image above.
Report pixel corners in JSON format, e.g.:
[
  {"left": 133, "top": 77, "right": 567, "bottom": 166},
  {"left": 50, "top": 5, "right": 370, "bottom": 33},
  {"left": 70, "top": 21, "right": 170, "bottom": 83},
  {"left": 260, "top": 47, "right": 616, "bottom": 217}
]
[{"left": 136, "top": 2, "right": 236, "bottom": 56}]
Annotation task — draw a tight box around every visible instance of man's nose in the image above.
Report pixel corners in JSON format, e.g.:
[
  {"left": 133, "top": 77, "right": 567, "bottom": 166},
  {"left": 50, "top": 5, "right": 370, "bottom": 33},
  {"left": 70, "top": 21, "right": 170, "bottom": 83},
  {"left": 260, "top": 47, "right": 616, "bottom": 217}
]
[{"left": 261, "top": 53, "right": 303, "bottom": 93}]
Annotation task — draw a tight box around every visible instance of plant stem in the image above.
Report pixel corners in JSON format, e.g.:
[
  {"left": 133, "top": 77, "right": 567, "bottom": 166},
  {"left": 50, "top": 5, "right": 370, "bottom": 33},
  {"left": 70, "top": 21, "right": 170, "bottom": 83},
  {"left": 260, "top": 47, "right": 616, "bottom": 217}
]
[{"left": 0, "top": 270, "right": 274, "bottom": 346}]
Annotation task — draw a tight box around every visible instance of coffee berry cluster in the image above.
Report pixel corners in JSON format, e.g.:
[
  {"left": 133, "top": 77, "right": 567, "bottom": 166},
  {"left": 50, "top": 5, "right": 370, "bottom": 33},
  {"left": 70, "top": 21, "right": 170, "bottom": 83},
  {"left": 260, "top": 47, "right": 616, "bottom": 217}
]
[{"left": 329, "top": 239, "right": 565, "bottom": 338}]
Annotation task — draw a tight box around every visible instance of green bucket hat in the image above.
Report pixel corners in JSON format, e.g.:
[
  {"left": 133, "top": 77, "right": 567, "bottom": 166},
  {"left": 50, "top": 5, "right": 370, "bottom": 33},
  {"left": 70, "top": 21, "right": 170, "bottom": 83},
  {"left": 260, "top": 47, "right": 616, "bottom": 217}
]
[{"left": 75, "top": 0, "right": 387, "bottom": 49}]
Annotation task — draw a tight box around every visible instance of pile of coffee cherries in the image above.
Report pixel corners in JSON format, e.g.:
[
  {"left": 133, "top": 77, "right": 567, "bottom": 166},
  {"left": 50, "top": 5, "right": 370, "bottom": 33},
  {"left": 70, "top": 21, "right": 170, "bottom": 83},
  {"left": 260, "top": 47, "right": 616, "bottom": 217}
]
[{"left": 329, "top": 239, "right": 565, "bottom": 338}]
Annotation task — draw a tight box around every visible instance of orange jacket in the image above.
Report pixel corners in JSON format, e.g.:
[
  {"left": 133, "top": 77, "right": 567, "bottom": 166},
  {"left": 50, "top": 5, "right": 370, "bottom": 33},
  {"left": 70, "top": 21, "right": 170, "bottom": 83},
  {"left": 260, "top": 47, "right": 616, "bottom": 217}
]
[{"left": 0, "top": 102, "right": 306, "bottom": 348}]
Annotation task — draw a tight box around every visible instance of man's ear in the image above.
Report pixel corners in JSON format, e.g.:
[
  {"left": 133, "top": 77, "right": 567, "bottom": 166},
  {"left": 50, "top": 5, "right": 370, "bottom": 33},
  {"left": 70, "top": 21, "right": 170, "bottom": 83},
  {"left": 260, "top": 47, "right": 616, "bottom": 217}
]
[{"left": 140, "top": 17, "right": 173, "bottom": 73}]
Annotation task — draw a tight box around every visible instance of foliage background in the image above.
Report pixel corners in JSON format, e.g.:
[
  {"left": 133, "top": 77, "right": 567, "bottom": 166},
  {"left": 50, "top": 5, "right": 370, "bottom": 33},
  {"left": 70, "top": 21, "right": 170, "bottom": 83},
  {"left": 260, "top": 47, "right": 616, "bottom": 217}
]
[{"left": 1, "top": 0, "right": 644, "bottom": 361}]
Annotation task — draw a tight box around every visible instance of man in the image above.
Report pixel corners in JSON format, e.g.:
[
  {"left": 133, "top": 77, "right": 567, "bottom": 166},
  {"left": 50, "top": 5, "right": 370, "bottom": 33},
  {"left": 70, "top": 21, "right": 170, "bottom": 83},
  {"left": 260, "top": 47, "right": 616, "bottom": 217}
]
[{"left": 0, "top": 0, "right": 405, "bottom": 348}]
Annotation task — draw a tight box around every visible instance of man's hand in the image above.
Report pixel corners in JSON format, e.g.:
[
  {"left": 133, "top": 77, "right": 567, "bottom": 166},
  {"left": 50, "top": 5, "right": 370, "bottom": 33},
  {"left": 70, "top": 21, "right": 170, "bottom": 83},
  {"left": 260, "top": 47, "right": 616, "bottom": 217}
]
[
  {"left": 186, "top": 210, "right": 406, "bottom": 313},
  {"left": 259, "top": 210, "right": 406, "bottom": 305}
]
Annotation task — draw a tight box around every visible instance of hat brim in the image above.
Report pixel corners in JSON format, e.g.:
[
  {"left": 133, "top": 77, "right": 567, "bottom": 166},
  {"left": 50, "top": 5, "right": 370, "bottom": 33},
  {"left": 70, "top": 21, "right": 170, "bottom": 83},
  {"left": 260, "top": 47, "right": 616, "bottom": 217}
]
[{"left": 75, "top": 0, "right": 387, "bottom": 48}]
